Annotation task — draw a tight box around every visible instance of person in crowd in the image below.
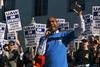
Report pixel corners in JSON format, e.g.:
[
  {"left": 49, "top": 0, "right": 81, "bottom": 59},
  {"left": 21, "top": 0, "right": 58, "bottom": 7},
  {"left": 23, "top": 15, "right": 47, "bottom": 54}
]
[
  {"left": 67, "top": 45, "right": 76, "bottom": 67},
  {"left": 90, "top": 39, "right": 100, "bottom": 67},
  {"left": 35, "top": 46, "right": 45, "bottom": 67},
  {"left": 38, "top": 10, "right": 85, "bottom": 67},
  {"left": 31, "top": 47, "right": 36, "bottom": 67},
  {"left": 74, "top": 41, "right": 83, "bottom": 67},
  {"left": 88, "top": 35, "right": 95, "bottom": 46},
  {"left": 14, "top": 32, "right": 24, "bottom": 67},
  {"left": 3, "top": 44, "right": 12, "bottom": 67},
  {"left": 75, "top": 39, "right": 92, "bottom": 67},
  {"left": 0, "top": 43, "right": 6, "bottom": 67},
  {"left": 16, "top": 46, "right": 24, "bottom": 67},
  {"left": 23, "top": 47, "right": 33, "bottom": 67},
  {"left": 35, "top": 54, "right": 45, "bottom": 67},
  {"left": 4, "top": 32, "right": 22, "bottom": 67},
  {"left": 7, "top": 41, "right": 19, "bottom": 67},
  {"left": 81, "top": 39, "right": 91, "bottom": 67}
]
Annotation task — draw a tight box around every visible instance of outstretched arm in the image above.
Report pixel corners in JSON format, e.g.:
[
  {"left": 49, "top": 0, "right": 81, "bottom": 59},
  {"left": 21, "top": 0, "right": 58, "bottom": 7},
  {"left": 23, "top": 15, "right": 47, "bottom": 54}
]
[
  {"left": 79, "top": 11, "right": 85, "bottom": 32},
  {"left": 63, "top": 11, "right": 85, "bottom": 45},
  {"left": 73, "top": 3, "right": 85, "bottom": 33},
  {"left": 74, "top": 11, "right": 85, "bottom": 38}
]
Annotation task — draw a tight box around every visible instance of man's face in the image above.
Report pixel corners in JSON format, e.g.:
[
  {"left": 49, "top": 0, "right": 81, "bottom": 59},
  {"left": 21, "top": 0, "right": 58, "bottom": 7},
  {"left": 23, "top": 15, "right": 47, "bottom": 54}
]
[
  {"left": 8, "top": 42, "right": 14, "bottom": 50},
  {"left": 4, "top": 45, "right": 9, "bottom": 51},
  {"left": 83, "top": 42, "right": 89, "bottom": 48},
  {"left": 48, "top": 17, "right": 58, "bottom": 32}
]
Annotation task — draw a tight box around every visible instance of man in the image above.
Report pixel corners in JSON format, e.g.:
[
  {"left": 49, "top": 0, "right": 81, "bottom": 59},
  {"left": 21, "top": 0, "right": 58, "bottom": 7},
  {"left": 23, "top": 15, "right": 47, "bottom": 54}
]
[
  {"left": 6, "top": 32, "right": 22, "bottom": 67},
  {"left": 75, "top": 39, "right": 92, "bottom": 67},
  {"left": 38, "top": 13, "right": 85, "bottom": 67},
  {"left": 90, "top": 40, "right": 100, "bottom": 67},
  {"left": 38, "top": 11, "right": 85, "bottom": 67}
]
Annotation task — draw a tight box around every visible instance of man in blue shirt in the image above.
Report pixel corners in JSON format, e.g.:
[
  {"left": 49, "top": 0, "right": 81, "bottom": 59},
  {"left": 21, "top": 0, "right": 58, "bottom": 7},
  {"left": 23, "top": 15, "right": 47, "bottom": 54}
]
[{"left": 38, "top": 11, "right": 85, "bottom": 67}]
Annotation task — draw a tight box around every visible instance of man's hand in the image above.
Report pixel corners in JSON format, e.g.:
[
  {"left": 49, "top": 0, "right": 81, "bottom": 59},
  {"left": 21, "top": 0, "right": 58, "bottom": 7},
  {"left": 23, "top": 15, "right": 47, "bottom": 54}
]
[
  {"left": 45, "top": 30, "right": 52, "bottom": 37},
  {"left": 73, "top": 2, "right": 83, "bottom": 16}
]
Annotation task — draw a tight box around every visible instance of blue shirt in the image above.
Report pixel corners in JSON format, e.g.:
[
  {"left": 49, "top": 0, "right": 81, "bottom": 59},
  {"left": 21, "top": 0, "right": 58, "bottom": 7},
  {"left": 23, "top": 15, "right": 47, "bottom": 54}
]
[{"left": 39, "top": 28, "right": 81, "bottom": 67}]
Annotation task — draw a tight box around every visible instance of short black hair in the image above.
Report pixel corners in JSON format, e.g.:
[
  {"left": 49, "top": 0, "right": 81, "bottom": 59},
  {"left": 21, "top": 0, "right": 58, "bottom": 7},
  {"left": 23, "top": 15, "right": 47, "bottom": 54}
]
[
  {"left": 9, "top": 41, "right": 15, "bottom": 45},
  {"left": 3, "top": 44, "right": 8, "bottom": 49},
  {"left": 81, "top": 39, "right": 88, "bottom": 43},
  {"left": 93, "top": 40, "right": 98, "bottom": 44}
]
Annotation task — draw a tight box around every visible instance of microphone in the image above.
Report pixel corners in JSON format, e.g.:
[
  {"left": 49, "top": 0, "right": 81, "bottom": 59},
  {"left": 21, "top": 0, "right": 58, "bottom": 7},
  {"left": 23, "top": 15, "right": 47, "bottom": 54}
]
[
  {"left": 45, "top": 26, "right": 58, "bottom": 37},
  {"left": 45, "top": 30, "right": 52, "bottom": 37},
  {"left": 45, "top": 27, "right": 53, "bottom": 37}
]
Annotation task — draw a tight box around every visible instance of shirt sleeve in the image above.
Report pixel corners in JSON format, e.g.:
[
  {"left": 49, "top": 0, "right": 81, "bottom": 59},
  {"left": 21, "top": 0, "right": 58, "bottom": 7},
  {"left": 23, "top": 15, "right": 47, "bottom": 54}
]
[
  {"left": 62, "top": 31, "right": 75, "bottom": 45},
  {"left": 79, "top": 14, "right": 85, "bottom": 32},
  {"left": 62, "top": 27, "right": 83, "bottom": 45},
  {"left": 62, "top": 15, "right": 85, "bottom": 46}
]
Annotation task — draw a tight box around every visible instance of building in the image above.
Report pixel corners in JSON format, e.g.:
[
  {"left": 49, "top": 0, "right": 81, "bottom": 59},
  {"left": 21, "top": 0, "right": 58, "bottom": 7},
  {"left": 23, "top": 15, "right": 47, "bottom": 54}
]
[
  {"left": 0, "top": 0, "right": 100, "bottom": 25},
  {"left": 17, "top": 0, "right": 100, "bottom": 24},
  {"left": 0, "top": 0, "right": 100, "bottom": 46},
  {"left": 0, "top": 0, "right": 4, "bottom": 22},
  {"left": 0, "top": 0, "right": 16, "bottom": 22}
]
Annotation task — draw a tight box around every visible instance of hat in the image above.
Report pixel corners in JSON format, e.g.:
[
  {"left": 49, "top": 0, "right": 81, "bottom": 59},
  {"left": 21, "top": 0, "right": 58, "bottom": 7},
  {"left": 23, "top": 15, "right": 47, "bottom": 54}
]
[
  {"left": 8, "top": 41, "right": 15, "bottom": 45},
  {"left": 93, "top": 40, "right": 98, "bottom": 44},
  {"left": 81, "top": 39, "right": 88, "bottom": 43}
]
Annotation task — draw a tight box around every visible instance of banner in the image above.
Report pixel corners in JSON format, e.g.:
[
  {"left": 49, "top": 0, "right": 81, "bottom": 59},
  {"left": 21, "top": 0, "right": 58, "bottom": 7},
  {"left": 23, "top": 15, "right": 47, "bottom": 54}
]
[
  {"left": 84, "top": 14, "right": 93, "bottom": 23},
  {"left": 58, "top": 22, "right": 69, "bottom": 31},
  {"left": 56, "top": 18, "right": 65, "bottom": 24},
  {"left": 7, "top": 32, "right": 16, "bottom": 42},
  {"left": 5, "top": 9, "right": 22, "bottom": 32},
  {"left": 92, "top": 6, "right": 100, "bottom": 20},
  {"left": 93, "top": 20, "right": 100, "bottom": 34},
  {"left": 35, "top": 24, "right": 46, "bottom": 35},
  {"left": 94, "top": 21, "right": 100, "bottom": 28},
  {"left": 23, "top": 26, "right": 36, "bottom": 47},
  {"left": 0, "top": 22, "right": 6, "bottom": 40},
  {"left": 35, "top": 24, "right": 46, "bottom": 45},
  {"left": 83, "top": 14, "right": 93, "bottom": 35}
]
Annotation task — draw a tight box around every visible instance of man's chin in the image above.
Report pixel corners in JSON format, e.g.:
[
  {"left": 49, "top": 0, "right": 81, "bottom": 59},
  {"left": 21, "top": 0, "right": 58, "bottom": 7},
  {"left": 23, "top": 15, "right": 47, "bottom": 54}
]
[{"left": 52, "top": 27, "right": 58, "bottom": 32}]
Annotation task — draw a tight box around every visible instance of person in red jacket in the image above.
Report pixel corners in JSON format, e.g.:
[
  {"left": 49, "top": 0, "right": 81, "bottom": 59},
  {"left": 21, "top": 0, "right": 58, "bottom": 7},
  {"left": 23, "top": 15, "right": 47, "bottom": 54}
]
[{"left": 35, "top": 54, "right": 45, "bottom": 67}]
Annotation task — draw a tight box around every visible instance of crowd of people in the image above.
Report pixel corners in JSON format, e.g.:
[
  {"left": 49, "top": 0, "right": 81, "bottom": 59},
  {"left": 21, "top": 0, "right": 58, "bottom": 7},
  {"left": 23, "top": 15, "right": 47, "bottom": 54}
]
[
  {"left": 0, "top": 9, "right": 100, "bottom": 67},
  {"left": 67, "top": 38, "right": 100, "bottom": 67},
  {"left": 0, "top": 32, "right": 100, "bottom": 67}
]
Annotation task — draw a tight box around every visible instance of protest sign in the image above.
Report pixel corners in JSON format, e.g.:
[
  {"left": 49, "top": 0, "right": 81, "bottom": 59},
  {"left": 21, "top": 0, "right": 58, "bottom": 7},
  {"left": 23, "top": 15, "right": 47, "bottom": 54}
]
[
  {"left": 84, "top": 14, "right": 93, "bottom": 23},
  {"left": 0, "top": 22, "right": 6, "bottom": 40},
  {"left": 83, "top": 14, "right": 93, "bottom": 35},
  {"left": 7, "top": 32, "right": 16, "bottom": 42},
  {"left": 56, "top": 18, "right": 65, "bottom": 24},
  {"left": 5, "top": 9, "right": 22, "bottom": 32},
  {"left": 92, "top": 6, "right": 100, "bottom": 20},
  {"left": 23, "top": 26, "right": 36, "bottom": 47},
  {"left": 93, "top": 20, "right": 100, "bottom": 34},
  {"left": 35, "top": 24, "right": 46, "bottom": 45},
  {"left": 58, "top": 22, "right": 69, "bottom": 31}
]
